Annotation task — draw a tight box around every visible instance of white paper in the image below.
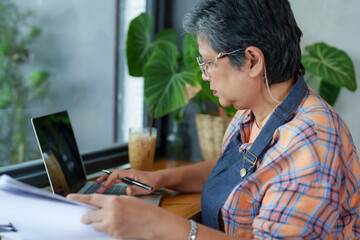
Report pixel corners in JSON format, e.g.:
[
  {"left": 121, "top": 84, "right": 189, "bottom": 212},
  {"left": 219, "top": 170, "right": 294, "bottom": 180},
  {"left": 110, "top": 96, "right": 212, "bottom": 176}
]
[{"left": 0, "top": 174, "right": 115, "bottom": 240}]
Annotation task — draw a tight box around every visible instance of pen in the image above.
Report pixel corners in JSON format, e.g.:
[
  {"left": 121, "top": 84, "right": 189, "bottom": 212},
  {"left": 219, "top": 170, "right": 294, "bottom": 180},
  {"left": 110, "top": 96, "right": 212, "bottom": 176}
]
[
  {"left": 102, "top": 169, "right": 153, "bottom": 191},
  {"left": 0, "top": 222, "right": 17, "bottom": 232}
]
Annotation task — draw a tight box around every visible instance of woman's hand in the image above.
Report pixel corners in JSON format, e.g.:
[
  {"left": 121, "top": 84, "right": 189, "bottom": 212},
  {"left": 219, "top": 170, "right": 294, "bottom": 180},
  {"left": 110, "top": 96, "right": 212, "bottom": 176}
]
[
  {"left": 67, "top": 194, "right": 158, "bottom": 239},
  {"left": 66, "top": 194, "right": 189, "bottom": 240},
  {"left": 96, "top": 169, "right": 160, "bottom": 195}
]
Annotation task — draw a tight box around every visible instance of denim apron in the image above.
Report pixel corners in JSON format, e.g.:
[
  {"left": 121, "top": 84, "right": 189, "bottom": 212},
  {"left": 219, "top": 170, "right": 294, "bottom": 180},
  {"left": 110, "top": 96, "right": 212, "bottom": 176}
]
[{"left": 201, "top": 76, "right": 308, "bottom": 230}]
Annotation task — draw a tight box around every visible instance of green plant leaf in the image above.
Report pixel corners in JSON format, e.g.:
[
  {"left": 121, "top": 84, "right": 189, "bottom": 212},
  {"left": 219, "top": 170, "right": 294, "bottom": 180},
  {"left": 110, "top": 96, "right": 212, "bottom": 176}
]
[
  {"left": 0, "top": 43, "right": 7, "bottom": 55},
  {"left": 182, "top": 34, "right": 199, "bottom": 67},
  {"left": 144, "top": 42, "right": 201, "bottom": 118},
  {"left": 126, "top": 13, "right": 153, "bottom": 77},
  {"left": 302, "top": 42, "right": 357, "bottom": 92},
  {"left": 0, "top": 88, "right": 13, "bottom": 108},
  {"left": 154, "top": 28, "right": 177, "bottom": 46},
  {"left": 318, "top": 80, "right": 341, "bottom": 106},
  {"left": 126, "top": 13, "right": 177, "bottom": 77},
  {"left": 28, "top": 70, "right": 50, "bottom": 85},
  {"left": 25, "top": 26, "right": 41, "bottom": 43}
]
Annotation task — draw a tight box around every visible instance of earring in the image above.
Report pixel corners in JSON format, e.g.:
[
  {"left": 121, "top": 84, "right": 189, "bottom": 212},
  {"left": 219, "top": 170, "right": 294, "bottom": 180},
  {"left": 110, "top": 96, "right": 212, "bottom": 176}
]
[{"left": 264, "top": 65, "right": 281, "bottom": 104}]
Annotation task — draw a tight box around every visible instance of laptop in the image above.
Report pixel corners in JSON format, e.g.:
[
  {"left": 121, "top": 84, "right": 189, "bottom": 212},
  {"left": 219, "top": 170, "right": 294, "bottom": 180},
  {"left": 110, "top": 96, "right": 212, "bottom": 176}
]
[{"left": 31, "top": 110, "right": 130, "bottom": 197}]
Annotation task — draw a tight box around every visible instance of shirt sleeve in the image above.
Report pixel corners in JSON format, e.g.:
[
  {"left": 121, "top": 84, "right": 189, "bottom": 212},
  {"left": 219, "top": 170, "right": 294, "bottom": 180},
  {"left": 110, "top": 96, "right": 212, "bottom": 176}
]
[
  {"left": 254, "top": 119, "right": 359, "bottom": 239},
  {"left": 222, "top": 116, "right": 360, "bottom": 239}
]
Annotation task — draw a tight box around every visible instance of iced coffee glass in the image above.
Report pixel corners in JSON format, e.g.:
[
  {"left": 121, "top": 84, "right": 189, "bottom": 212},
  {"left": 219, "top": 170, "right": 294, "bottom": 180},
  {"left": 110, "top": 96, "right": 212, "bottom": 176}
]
[{"left": 128, "top": 127, "right": 157, "bottom": 171}]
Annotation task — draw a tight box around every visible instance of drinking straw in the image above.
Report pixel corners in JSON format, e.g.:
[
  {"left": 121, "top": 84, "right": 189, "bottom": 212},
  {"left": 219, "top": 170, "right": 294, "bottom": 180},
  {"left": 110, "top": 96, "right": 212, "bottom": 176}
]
[
  {"left": 149, "top": 104, "right": 156, "bottom": 136},
  {"left": 219, "top": 107, "right": 225, "bottom": 117}
]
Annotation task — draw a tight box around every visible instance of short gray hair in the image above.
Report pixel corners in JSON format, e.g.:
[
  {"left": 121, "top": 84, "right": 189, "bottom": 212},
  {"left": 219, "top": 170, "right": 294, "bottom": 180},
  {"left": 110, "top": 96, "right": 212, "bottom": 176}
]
[{"left": 183, "top": 0, "right": 304, "bottom": 85}]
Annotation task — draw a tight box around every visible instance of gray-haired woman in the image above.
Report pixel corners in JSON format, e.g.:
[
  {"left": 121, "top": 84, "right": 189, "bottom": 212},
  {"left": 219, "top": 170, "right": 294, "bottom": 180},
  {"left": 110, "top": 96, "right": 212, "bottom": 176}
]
[{"left": 69, "top": 0, "right": 360, "bottom": 239}]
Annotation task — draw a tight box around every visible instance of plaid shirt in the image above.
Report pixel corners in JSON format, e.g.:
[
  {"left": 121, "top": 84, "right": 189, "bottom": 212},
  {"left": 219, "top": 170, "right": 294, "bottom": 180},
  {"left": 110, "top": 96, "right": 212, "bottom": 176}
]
[{"left": 221, "top": 87, "right": 360, "bottom": 239}]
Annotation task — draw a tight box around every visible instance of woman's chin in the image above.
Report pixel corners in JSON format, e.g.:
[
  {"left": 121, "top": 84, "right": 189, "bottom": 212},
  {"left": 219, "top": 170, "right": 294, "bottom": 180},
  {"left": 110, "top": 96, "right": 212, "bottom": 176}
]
[{"left": 218, "top": 99, "right": 232, "bottom": 108}]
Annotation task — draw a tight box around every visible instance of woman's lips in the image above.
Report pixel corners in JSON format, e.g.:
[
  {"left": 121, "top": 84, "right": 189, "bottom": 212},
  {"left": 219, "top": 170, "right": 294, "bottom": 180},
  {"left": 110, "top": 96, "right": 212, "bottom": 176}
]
[{"left": 212, "top": 89, "right": 217, "bottom": 96}]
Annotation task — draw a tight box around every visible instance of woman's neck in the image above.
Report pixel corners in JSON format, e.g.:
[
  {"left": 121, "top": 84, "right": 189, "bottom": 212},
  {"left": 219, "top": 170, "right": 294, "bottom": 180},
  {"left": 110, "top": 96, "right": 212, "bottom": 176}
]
[{"left": 252, "top": 78, "right": 295, "bottom": 128}]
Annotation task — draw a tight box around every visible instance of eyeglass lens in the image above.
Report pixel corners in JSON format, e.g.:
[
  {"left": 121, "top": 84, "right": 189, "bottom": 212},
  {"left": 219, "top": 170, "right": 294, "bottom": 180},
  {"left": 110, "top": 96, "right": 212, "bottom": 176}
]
[{"left": 196, "top": 56, "right": 207, "bottom": 76}]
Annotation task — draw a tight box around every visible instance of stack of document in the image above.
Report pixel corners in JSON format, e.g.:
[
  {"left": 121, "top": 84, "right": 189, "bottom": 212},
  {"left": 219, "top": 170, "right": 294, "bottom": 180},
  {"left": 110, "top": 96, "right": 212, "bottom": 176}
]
[{"left": 0, "top": 174, "right": 115, "bottom": 240}]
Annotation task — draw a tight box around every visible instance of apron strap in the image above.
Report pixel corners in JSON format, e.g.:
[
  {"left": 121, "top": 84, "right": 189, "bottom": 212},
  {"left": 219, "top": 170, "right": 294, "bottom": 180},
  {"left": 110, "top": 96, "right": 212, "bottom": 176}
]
[
  {"left": 242, "top": 76, "right": 308, "bottom": 176},
  {"left": 201, "top": 75, "right": 308, "bottom": 229}
]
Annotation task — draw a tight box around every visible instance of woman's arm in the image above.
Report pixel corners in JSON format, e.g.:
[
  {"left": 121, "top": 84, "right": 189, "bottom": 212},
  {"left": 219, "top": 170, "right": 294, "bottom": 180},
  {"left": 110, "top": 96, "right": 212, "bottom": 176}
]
[
  {"left": 97, "top": 158, "right": 217, "bottom": 195},
  {"left": 156, "top": 158, "right": 217, "bottom": 192},
  {"left": 67, "top": 193, "right": 246, "bottom": 240}
]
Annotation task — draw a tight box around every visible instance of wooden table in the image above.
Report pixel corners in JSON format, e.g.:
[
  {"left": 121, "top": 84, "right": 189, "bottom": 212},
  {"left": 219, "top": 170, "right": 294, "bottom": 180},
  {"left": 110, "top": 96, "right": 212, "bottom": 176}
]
[{"left": 153, "top": 159, "right": 202, "bottom": 221}]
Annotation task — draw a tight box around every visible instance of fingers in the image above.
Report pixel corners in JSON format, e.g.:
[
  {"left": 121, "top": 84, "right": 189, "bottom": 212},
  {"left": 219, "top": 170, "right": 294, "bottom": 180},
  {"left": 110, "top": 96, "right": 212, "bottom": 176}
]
[
  {"left": 102, "top": 170, "right": 136, "bottom": 190},
  {"left": 96, "top": 173, "right": 108, "bottom": 183},
  {"left": 98, "top": 182, "right": 151, "bottom": 195},
  {"left": 95, "top": 169, "right": 155, "bottom": 195},
  {"left": 68, "top": 194, "right": 157, "bottom": 239},
  {"left": 92, "top": 222, "right": 106, "bottom": 233},
  {"left": 77, "top": 201, "right": 107, "bottom": 233},
  {"left": 96, "top": 185, "right": 107, "bottom": 194},
  {"left": 96, "top": 170, "right": 129, "bottom": 194},
  {"left": 67, "top": 193, "right": 104, "bottom": 208},
  {"left": 126, "top": 186, "right": 152, "bottom": 196},
  {"left": 105, "top": 171, "right": 136, "bottom": 187},
  {"left": 81, "top": 209, "right": 103, "bottom": 224},
  {"left": 126, "top": 186, "right": 137, "bottom": 195}
]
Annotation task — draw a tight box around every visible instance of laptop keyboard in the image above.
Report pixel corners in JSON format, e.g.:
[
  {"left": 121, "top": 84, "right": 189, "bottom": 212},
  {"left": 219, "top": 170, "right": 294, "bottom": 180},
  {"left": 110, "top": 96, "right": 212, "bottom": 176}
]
[{"left": 84, "top": 183, "right": 127, "bottom": 195}]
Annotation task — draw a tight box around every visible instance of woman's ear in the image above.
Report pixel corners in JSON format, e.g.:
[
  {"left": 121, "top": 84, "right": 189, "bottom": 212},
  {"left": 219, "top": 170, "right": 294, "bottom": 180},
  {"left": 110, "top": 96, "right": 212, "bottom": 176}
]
[{"left": 244, "top": 46, "right": 265, "bottom": 78}]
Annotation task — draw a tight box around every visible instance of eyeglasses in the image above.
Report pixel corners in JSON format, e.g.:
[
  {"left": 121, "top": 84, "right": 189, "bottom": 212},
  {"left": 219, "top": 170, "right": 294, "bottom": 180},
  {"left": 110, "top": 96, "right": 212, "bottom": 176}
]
[{"left": 196, "top": 48, "right": 243, "bottom": 77}]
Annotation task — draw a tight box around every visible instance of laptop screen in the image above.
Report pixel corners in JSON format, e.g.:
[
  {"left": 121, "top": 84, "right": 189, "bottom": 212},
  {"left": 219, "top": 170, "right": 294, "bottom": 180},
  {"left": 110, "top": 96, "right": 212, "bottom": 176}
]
[{"left": 31, "top": 111, "right": 87, "bottom": 196}]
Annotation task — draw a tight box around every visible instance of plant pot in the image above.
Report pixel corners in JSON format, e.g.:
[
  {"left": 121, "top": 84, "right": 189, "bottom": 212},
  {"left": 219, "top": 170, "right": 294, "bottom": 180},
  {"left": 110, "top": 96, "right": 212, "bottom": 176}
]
[{"left": 195, "top": 114, "right": 232, "bottom": 161}]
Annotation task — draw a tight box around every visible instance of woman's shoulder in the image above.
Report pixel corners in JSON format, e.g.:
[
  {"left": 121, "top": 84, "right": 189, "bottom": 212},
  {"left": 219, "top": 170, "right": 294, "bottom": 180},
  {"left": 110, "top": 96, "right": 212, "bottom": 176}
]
[
  {"left": 293, "top": 88, "right": 348, "bottom": 132},
  {"left": 278, "top": 87, "right": 356, "bottom": 156}
]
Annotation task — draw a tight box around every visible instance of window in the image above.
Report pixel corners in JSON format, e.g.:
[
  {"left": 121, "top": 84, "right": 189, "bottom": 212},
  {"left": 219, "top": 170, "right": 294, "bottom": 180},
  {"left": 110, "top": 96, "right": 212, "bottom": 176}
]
[{"left": 0, "top": 0, "right": 147, "bottom": 184}]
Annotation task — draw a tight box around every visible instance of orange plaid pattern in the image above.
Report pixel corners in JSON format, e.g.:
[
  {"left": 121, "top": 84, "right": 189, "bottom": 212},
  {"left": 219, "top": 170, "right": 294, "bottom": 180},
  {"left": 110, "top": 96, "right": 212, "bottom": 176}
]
[{"left": 221, "top": 88, "right": 360, "bottom": 239}]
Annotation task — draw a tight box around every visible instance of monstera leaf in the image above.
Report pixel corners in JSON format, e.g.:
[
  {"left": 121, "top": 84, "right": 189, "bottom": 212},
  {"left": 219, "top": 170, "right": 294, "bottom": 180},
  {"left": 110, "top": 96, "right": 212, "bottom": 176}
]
[
  {"left": 144, "top": 42, "right": 201, "bottom": 118},
  {"left": 318, "top": 80, "right": 341, "bottom": 106},
  {"left": 126, "top": 13, "right": 177, "bottom": 77},
  {"left": 182, "top": 34, "right": 199, "bottom": 67},
  {"left": 302, "top": 42, "right": 356, "bottom": 105},
  {"left": 127, "top": 12, "right": 236, "bottom": 118}
]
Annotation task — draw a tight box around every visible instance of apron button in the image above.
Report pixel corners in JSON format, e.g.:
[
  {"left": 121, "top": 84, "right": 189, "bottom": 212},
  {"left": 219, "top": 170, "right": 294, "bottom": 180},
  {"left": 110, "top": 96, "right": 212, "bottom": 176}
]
[{"left": 240, "top": 168, "right": 247, "bottom": 178}]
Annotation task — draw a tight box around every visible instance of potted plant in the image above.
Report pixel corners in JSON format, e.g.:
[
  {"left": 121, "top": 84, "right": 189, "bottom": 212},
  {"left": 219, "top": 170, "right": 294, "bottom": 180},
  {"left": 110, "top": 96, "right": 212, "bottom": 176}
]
[
  {"left": 127, "top": 13, "right": 201, "bottom": 119},
  {"left": 301, "top": 42, "right": 357, "bottom": 106},
  {"left": 126, "top": 13, "right": 237, "bottom": 160},
  {"left": 0, "top": 0, "right": 50, "bottom": 166},
  {"left": 126, "top": 13, "right": 196, "bottom": 160}
]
